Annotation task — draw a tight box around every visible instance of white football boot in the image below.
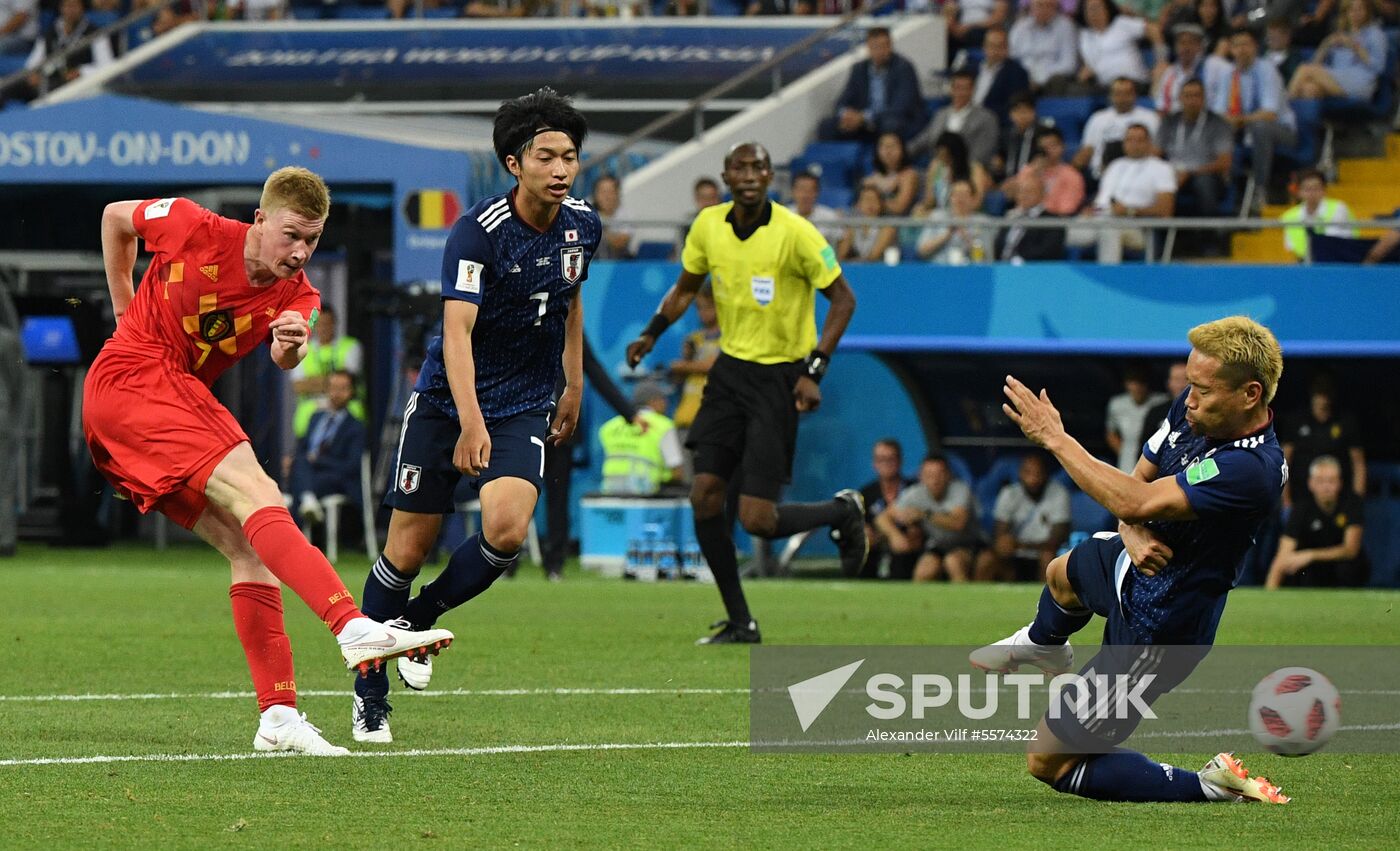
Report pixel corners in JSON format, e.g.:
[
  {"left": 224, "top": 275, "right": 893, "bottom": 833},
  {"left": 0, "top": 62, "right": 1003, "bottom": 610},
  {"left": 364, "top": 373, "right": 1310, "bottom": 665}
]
[
  {"left": 337, "top": 616, "right": 453, "bottom": 675},
  {"left": 1198, "top": 752, "right": 1291, "bottom": 804},
  {"left": 350, "top": 694, "right": 393, "bottom": 744},
  {"left": 968, "top": 623, "right": 1074, "bottom": 675},
  {"left": 384, "top": 619, "right": 434, "bottom": 691},
  {"left": 253, "top": 705, "right": 350, "bottom": 756}
]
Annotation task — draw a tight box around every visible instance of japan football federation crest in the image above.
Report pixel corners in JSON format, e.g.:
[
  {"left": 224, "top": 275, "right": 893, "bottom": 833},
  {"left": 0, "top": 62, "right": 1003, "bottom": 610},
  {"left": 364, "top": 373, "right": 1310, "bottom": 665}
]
[
  {"left": 398, "top": 463, "right": 422, "bottom": 494},
  {"left": 561, "top": 246, "right": 584, "bottom": 284}
]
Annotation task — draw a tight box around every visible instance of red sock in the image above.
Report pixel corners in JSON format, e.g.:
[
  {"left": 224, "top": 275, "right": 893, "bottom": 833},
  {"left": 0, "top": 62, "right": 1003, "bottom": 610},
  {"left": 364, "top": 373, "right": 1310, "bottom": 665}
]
[
  {"left": 242, "top": 506, "right": 362, "bottom": 634},
  {"left": 229, "top": 582, "right": 297, "bottom": 712}
]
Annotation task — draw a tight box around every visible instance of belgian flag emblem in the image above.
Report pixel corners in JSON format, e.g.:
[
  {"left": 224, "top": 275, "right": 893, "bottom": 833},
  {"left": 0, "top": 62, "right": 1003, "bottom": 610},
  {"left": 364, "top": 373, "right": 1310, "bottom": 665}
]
[{"left": 404, "top": 189, "right": 463, "bottom": 230}]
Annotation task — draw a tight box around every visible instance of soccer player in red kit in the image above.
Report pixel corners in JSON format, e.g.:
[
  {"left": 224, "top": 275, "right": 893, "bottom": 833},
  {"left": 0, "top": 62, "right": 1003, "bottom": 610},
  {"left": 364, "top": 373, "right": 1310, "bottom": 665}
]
[{"left": 84, "top": 167, "right": 454, "bottom": 755}]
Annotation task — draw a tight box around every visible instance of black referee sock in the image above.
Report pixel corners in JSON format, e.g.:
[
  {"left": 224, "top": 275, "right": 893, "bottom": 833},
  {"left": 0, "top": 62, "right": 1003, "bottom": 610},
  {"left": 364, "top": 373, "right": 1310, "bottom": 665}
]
[
  {"left": 771, "top": 499, "right": 846, "bottom": 538},
  {"left": 694, "top": 513, "right": 752, "bottom": 625}
]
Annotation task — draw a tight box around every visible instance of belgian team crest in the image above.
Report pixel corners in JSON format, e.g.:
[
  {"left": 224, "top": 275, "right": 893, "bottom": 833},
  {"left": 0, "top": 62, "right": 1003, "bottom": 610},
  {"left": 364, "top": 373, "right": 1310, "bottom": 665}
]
[
  {"left": 200, "top": 309, "right": 235, "bottom": 343},
  {"left": 561, "top": 246, "right": 584, "bottom": 284},
  {"left": 398, "top": 463, "right": 422, "bottom": 494}
]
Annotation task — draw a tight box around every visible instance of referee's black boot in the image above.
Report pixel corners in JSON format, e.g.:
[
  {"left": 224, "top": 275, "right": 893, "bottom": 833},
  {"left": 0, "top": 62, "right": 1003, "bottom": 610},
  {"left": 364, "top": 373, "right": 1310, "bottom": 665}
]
[
  {"left": 830, "top": 488, "right": 870, "bottom": 576},
  {"left": 696, "top": 619, "right": 761, "bottom": 645}
]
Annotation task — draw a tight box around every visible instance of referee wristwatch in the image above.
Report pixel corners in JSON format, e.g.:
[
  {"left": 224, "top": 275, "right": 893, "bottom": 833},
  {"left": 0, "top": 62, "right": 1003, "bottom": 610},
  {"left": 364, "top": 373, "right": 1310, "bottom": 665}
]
[{"left": 804, "top": 350, "right": 830, "bottom": 383}]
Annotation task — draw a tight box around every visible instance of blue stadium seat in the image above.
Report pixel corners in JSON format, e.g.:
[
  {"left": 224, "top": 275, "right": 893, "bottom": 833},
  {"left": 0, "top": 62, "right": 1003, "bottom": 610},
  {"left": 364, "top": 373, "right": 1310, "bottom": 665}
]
[
  {"left": 1361, "top": 498, "right": 1400, "bottom": 587},
  {"left": 942, "top": 449, "right": 974, "bottom": 487},
  {"left": 1036, "top": 96, "right": 1095, "bottom": 151},
  {"left": 0, "top": 54, "right": 25, "bottom": 79},
  {"left": 925, "top": 96, "right": 950, "bottom": 118},
  {"left": 819, "top": 186, "right": 853, "bottom": 211},
  {"left": 791, "top": 141, "right": 867, "bottom": 196},
  {"left": 974, "top": 454, "right": 1026, "bottom": 536},
  {"left": 87, "top": 9, "right": 120, "bottom": 27},
  {"left": 1069, "top": 490, "right": 1115, "bottom": 534}
]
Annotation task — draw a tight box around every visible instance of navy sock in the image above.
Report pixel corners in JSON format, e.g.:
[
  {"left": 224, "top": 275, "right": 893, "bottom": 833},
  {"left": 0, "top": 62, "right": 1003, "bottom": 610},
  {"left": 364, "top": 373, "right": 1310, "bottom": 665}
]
[
  {"left": 361, "top": 554, "right": 414, "bottom": 622},
  {"left": 1053, "top": 749, "right": 1208, "bottom": 802},
  {"left": 694, "top": 512, "right": 751, "bottom": 625},
  {"left": 402, "top": 533, "right": 517, "bottom": 629},
  {"left": 1027, "top": 586, "right": 1092, "bottom": 646},
  {"left": 355, "top": 555, "right": 415, "bottom": 697},
  {"left": 771, "top": 499, "right": 847, "bottom": 537}
]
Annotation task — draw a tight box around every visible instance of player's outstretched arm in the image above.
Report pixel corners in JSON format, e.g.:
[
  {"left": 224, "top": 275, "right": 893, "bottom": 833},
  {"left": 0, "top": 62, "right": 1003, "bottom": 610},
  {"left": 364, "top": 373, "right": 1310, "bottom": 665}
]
[
  {"left": 1003, "top": 374, "right": 1197, "bottom": 525},
  {"left": 552, "top": 287, "right": 585, "bottom": 444},
  {"left": 625, "top": 270, "right": 707, "bottom": 368},
  {"left": 443, "top": 298, "right": 489, "bottom": 476},
  {"left": 100, "top": 201, "right": 142, "bottom": 320}
]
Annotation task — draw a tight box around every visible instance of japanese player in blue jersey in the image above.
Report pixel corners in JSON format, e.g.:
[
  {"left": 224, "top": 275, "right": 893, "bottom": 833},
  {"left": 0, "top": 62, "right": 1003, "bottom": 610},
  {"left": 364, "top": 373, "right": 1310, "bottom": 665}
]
[
  {"left": 350, "top": 88, "right": 599, "bottom": 743},
  {"left": 971, "top": 316, "right": 1293, "bottom": 804}
]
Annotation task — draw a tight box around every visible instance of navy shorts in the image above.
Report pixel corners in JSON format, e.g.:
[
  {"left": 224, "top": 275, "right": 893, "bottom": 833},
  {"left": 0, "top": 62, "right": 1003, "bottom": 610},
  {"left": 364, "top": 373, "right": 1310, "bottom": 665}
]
[
  {"left": 1048, "top": 533, "right": 1212, "bottom": 752},
  {"left": 383, "top": 392, "right": 548, "bottom": 515}
]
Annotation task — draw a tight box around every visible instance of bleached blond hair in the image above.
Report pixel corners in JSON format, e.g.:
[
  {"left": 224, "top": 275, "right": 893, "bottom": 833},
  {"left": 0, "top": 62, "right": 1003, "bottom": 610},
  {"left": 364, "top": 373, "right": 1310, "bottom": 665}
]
[
  {"left": 1187, "top": 316, "right": 1284, "bottom": 403},
  {"left": 260, "top": 166, "right": 330, "bottom": 221}
]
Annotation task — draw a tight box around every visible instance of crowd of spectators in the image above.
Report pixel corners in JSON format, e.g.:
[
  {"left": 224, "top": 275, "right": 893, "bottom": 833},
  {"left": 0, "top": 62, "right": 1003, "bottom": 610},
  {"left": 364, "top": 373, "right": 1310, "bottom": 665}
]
[
  {"left": 799, "top": 7, "right": 1393, "bottom": 261},
  {"left": 853, "top": 363, "right": 1377, "bottom": 587}
]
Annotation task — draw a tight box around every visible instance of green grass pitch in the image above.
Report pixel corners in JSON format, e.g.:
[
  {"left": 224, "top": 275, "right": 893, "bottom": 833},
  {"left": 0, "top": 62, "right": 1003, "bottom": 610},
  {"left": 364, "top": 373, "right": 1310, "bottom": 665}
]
[{"left": 3, "top": 544, "right": 1397, "bottom": 848}]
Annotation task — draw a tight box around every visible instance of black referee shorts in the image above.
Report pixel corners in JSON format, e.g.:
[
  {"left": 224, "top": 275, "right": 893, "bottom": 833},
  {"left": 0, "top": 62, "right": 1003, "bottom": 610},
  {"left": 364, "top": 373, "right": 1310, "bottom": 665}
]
[{"left": 686, "top": 352, "right": 803, "bottom": 502}]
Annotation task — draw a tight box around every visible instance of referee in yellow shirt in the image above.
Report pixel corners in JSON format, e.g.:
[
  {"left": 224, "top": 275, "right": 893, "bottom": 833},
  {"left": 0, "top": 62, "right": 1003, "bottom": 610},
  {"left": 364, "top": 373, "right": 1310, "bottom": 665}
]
[{"left": 627, "top": 142, "right": 865, "bottom": 645}]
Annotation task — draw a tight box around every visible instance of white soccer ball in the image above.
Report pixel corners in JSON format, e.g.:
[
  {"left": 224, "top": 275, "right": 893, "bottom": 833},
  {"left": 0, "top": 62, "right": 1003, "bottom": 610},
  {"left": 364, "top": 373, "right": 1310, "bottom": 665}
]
[{"left": 1247, "top": 666, "right": 1341, "bottom": 757}]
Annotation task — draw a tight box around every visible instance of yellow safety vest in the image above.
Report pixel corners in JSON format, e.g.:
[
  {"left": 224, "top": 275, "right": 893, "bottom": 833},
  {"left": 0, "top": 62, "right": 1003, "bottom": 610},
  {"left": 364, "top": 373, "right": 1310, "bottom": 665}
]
[
  {"left": 1280, "top": 200, "right": 1353, "bottom": 260},
  {"left": 599, "top": 410, "right": 675, "bottom": 495},
  {"left": 294, "top": 336, "right": 365, "bottom": 437}
]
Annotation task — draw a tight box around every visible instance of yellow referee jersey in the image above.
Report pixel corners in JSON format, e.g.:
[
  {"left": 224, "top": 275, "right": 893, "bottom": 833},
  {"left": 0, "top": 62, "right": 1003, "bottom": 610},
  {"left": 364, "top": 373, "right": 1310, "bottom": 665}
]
[{"left": 681, "top": 201, "right": 842, "bottom": 365}]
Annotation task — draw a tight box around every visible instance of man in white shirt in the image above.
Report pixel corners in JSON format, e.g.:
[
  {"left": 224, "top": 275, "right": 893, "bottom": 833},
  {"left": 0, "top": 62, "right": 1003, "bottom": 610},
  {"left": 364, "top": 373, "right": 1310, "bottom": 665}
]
[
  {"left": 1073, "top": 77, "right": 1161, "bottom": 178},
  {"left": 1010, "top": 0, "right": 1079, "bottom": 91},
  {"left": 789, "top": 172, "right": 844, "bottom": 246},
  {"left": 1105, "top": 364, "right": 1169, "bottom": 472},
  {"left": 1153, "top": 24, "right": 1230, "bottom": 113},
  {"left": 1086, "top": 122, "right": 1176, "bottom": 258},
  {"left": 1207, "top": 28, "right": 1296, "bottom": 207}
]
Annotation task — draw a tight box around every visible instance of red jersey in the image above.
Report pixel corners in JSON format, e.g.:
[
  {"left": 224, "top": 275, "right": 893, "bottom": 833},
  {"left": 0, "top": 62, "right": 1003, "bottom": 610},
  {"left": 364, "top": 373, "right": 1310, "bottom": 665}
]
[{"left": 107, "top": 198, "right": 320, "bottom": 386}]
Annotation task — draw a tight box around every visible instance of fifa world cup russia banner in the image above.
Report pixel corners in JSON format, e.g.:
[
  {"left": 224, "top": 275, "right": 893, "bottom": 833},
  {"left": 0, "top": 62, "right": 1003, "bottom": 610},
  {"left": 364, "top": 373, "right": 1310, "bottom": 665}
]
[
  {"left": 0, "top": 94, "right": 472, "bottom": 284},
  {"left": 99, "top": 20, "right": 860, "bottom": 99}
]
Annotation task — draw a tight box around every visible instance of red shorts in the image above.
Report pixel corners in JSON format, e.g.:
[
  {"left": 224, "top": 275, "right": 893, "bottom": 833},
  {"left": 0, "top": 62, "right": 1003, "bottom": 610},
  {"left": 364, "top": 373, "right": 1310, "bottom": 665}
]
[{"left": 83, "top": 346, "right": 248, "bottom": 530}]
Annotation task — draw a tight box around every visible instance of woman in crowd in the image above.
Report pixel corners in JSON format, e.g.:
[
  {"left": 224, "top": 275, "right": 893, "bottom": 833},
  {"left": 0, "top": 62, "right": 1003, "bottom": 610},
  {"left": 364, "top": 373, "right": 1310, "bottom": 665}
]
[
  {"left": 1288, "top": 0, "right": 1389, "bottom": 99},
  {"left": 861, "top": 132, "right": 921, "bottom": 217},
  {"left": 838, "top": 185, "right": 899, "bottom": 262},
  {"left": 917, "top": 132, "right": 992, "bottom": 213}
]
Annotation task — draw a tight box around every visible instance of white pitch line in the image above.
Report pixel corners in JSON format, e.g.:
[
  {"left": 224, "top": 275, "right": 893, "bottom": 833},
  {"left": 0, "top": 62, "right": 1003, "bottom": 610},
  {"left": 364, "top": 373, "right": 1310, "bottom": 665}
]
[
  {"left": 0, "top": 687, "right": 752, "bottom": 703},
  {"left": 0, "top": 740, "right": 751, "bottom": 768},
  {"left": 7, "top": 723, "right": 1400, "bottom": 767},
  {"left": 5, "top": 686, "right": 1399, "bottom": 704}
]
